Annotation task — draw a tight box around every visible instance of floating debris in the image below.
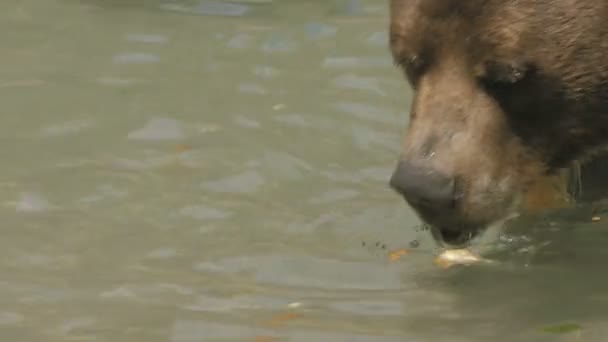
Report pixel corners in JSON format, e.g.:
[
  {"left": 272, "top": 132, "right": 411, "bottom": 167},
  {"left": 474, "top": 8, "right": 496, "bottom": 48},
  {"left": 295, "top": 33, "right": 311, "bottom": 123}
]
[
  {"left": 287, "top": 302, "right": 302, "bottom": 309},
  {"left": 592, "top": 216, "right": 601, "bottom": 222},
  {"left": 434, "top": 248, "right": 486, "bottom": 269}
]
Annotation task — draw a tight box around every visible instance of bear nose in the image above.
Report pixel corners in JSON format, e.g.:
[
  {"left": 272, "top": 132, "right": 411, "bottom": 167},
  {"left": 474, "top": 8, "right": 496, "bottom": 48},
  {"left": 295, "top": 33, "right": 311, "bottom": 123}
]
[{"left": 389, "top": 160, "right": 457, "bottom": 217}]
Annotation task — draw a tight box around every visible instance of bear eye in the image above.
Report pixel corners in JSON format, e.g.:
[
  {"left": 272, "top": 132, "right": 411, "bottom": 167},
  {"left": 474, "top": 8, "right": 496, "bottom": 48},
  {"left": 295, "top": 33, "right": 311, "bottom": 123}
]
[
  {"left": 479, "top": 60, "right": 531, "bottom": 87},
  {"left": 397, "top": 54, "right": 428, "bottom": 86}
]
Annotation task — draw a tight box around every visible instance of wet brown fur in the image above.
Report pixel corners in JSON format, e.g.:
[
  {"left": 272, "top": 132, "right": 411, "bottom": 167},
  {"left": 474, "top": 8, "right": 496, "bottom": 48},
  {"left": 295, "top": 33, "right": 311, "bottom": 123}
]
[{"left": 390, "top": 0, "right": 608, "bottom": 231}]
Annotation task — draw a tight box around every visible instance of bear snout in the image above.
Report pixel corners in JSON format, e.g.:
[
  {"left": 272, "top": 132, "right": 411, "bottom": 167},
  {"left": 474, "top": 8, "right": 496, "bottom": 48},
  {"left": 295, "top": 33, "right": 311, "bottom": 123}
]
[{"left": 390, "top": 160, "right": 482, "bottom": 246}]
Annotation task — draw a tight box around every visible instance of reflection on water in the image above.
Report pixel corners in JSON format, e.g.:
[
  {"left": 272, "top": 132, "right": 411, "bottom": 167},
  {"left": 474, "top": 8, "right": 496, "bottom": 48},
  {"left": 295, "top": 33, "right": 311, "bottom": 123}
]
[{"left": 2, "top": 0, "right": 608, "bottom": 341}]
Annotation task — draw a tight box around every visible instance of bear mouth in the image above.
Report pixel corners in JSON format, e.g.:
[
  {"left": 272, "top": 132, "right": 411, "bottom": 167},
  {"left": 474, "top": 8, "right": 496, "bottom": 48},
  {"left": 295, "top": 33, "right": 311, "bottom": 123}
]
[
  {"left": 429, "top": 224, "right": 482, "bottom": 248},
  {"left": 427, "top": 206, "right": 523, "bottom": 248}
]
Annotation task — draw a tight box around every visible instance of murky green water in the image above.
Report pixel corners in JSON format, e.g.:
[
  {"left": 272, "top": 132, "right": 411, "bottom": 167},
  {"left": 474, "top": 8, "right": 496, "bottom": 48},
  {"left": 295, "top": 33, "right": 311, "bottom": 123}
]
[{"left": 3, "top": 1, "right": 608, "bottom": 341}]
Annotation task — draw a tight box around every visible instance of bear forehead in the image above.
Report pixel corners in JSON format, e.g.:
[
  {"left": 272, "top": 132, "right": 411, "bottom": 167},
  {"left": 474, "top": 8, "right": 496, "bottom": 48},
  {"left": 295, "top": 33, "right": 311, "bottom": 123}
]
[
  {"left": 390, "top": 0, "right": 488, "bottom": 19},
  {"left": 390, "top": 0, "right": 607, "bottom": 76},
  {"left": 389, "top": 0, "right": 540, "bottom": 66}
]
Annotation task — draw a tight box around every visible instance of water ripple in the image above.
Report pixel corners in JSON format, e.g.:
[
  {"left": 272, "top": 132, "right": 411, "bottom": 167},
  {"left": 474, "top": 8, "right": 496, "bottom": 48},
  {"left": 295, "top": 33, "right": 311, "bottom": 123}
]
[
  {"left": 332, "top": 74, "right": 386, "bottom": 96},
  {"left": 39, "top": 119, "right": 94, "bottom": 137},
  {"left": 334, "top": 102, "right": 398, "bottom": 124},
  {"left": 194, "top": 255, "right": 402, "bottom": 290},
  {"left": 124, "top": 33, "right": 169, "bottom": 44},
  {"left": 15, "top": 192, "right": 52, "bottom": 213},
  {"left": 227, "top": 33, "right": 253, "bottom": 49},
  {"left": 177, "top": 205, "right": 233, "bottom": 220},
  {"left": 112, "top": 53, "right": 160, "bottom": 64},
  {"left": 305, "top": 22, "right": 338, "bottom": 39},
  {"left": 127, "top": 117, "right": 186, "bottom": 141},
  {"left": 261, "top": 32, "right": 298, "bottom": 53},
  {"left": 308, "top": 188, "right": 359, "bottom": 204},
  {"left": 234, "top": 116, "right": 262, "bottom": 128},
  {"left": 0, "top": 312, "right": 23, "bottom": 325},
  {"left": 252, "top": 65, "right": 280, "bottom": 78},
  {"left": 202, "top": 170, "right": 266, "bottom": 194},
  {"left": 330, "top": 300, "right": 404, "bottom": 316},
  {"left": 323, "top": 56, "right": 392, "bottom": 69}
]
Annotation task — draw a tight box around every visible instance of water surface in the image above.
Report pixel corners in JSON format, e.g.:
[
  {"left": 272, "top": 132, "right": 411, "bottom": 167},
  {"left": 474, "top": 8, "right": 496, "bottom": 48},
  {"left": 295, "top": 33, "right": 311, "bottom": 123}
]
[{"left": 2, "top": 0, "right": 608, "bottom": 341}]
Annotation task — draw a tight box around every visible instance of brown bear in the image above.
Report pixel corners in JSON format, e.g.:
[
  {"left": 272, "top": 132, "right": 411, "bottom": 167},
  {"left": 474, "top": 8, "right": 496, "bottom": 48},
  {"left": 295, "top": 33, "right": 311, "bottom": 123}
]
[{"left": 388, "top": 0, "right": 608, "bottom": 246}]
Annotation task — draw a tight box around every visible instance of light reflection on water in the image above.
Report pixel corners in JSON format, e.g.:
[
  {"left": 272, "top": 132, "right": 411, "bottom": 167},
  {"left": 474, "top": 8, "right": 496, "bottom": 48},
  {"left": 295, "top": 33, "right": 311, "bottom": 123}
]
[{"left": 2, "top": 0, "right": 608, "bottom": 341}]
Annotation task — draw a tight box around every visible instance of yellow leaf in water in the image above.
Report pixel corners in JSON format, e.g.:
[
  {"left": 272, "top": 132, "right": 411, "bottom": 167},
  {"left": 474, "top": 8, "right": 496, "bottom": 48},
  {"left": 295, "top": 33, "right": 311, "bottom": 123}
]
[
  {"left": 388, "top": 248, "right": 410, "bottom": 262},
  {"left": 266, "top": 312, "right": 300, "bottom": 328},
  {"left": 174, "top": 144, "right": 193, "bottom": 153}
]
